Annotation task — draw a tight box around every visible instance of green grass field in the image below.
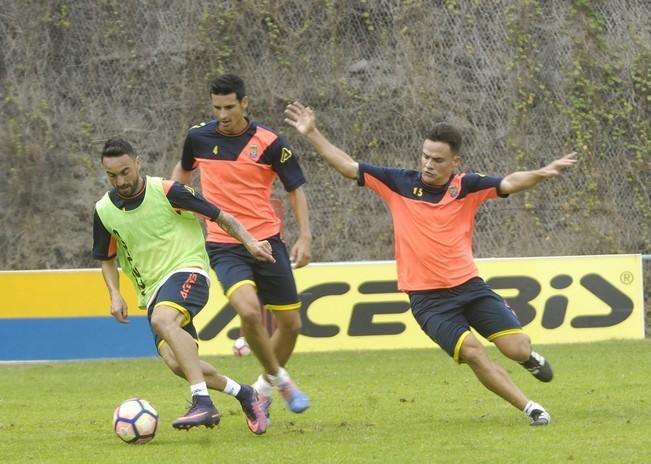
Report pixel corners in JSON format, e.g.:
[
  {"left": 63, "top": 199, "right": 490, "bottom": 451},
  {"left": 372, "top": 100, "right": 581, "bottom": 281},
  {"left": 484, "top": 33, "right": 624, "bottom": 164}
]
[{"left": 1, "top": 340, "right": 650, "bottom": 463}]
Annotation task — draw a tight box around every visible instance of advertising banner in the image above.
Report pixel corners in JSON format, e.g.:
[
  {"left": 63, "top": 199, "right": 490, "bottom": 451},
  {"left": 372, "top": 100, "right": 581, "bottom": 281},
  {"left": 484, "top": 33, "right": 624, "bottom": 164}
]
[
  {"left": 196, "top": 254, "right": 645, "bottom": 355},
  {"left": 0, "top": 254, "right": 644, "bottom": 360},
  {"left": 0, "top": 269, "right": 155, "bottom": 360}
]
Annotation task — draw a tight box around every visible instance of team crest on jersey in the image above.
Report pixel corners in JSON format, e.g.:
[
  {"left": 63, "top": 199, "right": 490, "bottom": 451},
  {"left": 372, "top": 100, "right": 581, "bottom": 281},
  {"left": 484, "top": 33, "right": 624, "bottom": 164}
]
[
  {"left": 212, "top": 145, "right": 219, "bottom": 156},
  {"left": 448, "top": 185, "right": 458, "bottom": 198},
  {"left": 280, "top": 148, "right": 293, "bottom": 163},
  {"left": 249, "top": 144, "right": 258, "bottom": 158}
]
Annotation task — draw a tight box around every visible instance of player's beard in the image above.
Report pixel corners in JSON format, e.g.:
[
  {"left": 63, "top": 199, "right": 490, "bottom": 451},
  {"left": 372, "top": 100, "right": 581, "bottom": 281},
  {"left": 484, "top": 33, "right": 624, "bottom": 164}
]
[{"left": 118, "top": 177, "right": 143, "bottom": 198}]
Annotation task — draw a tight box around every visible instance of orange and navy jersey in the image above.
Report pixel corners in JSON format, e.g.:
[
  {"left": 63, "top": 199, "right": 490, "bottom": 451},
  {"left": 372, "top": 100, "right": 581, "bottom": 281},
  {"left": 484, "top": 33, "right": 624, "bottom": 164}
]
[
  {"left": 93, "top": 180, "right": 221, "bottom": 260},
  {"left": 357, "top": 163, "right": 506, "bottom": 291},
  {"left": 181, "top": 119, "right": 305, "bottom": 243}
]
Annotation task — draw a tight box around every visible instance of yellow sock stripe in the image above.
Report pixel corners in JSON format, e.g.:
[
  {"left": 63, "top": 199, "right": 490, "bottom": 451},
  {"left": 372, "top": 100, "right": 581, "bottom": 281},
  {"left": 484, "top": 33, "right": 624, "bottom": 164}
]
[
  {"left": 264, "top": 302, "right": 302, "bottom": 311},
  {"left": 226, "top": 279, "right": 256, "bottom": 299},
  {"left": 453, "top": 330, "right": 471, "bottom": 364},
  {"left": 154, "top": 300, "right": 192, "bottom": 327},
  {"left": 486, "top": 328, "right": 524, "bottom": 342}
]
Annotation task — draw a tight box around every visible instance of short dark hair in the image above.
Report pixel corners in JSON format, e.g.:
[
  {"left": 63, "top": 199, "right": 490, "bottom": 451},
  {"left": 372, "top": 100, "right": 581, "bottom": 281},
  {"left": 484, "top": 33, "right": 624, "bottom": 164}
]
[
  {"left": 101, "top": 137, "right": 136, "bottom": 160},
  {"left": 210, "top": 74, "right": 246, "bottom": 101},
  {"left": 426, "top": 123, "right": 462, "bottom": 154}
]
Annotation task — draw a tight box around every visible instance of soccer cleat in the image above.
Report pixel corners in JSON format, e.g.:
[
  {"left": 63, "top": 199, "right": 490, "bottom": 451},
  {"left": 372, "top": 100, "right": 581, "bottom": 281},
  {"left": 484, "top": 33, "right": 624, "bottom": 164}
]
[
  {"left": 278, "top": 380, "right": 310, "bottom": 413},
  {"left": 237, "top": 385, "right": 267, "bottom": 435},
  {"left": 172, "top": 396, "right": 221, "bottom": 430},
  {"left": 521, "top": 351, "right": 554, "bottom": 382},
  {"left": 528, "top": 408, "right": 551, "bottom": 426},
  {"left": 258, "top": 395, "right": 272, "bottom": 424},
  {"left": 250, "top": 392, "right": 273, "bottom": 424},
  {"left": 252, "top": 375, "right": 273, "bottom": 424}
]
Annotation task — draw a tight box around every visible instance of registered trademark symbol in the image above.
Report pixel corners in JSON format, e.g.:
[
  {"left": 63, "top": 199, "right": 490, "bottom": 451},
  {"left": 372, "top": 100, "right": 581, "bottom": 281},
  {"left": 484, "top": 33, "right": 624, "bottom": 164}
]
[{"left": 620, "top": 271, "right": 634, "bottom": 285}]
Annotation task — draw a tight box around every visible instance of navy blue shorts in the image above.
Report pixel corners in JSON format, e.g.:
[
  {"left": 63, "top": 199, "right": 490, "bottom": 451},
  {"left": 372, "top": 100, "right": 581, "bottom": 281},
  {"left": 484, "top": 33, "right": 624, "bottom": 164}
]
[
  {"left": 147, "top": 271, "right": 209, "bottom": 351},
  {"left": 207, "top": 234, "right": 300, "bottom": 311},
  {"left": 409, "top": 277, "right": 522, "bottom": 362}
]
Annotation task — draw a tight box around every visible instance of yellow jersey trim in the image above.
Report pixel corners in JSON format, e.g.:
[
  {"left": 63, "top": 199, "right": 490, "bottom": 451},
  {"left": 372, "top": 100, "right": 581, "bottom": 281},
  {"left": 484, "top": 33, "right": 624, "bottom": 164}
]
[
  {"left": 453, "top": 330, "right": 471, "bottom": 363},
  {"left": 226, "top": 279, "right": 256, "bottom": 299},
  {"left": 486, "top": 328, "right": 524, "bottom": 342},
  {"left": 156, "top": 339, "right": 166, "bottom": 352},
  {"left": 264, "top": 302, "right": 301, "bottom": 312},
  {"left": 154, "top": 301, "right": 192, "bottom": 327}
]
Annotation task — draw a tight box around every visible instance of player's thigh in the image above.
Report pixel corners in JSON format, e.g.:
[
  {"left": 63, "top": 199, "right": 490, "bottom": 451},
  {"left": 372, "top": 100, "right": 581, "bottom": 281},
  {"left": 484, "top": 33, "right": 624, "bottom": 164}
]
[
  {"left": 457, "top": 331, "right": 491, "bottom": 365},
  {"left": 147, "top": 271, "right": 209, "bottom": 352},
  {"left": 409, "top": 291, "right": 469, "bottom": 359},
  {"left": 491, "top": 332, "right": 531, "bottom": 361},
  {"left": 207, "top": 241, "right": 257, "bottom": 299},
  {"left": 228, "top": 282, "right": 265, "bottom": 322},
  {"left": 254, "top": 235, "right": 300, "bottom": 311},
  {"left": 465, "top": 291, "right": 523, "bottom": 343}
]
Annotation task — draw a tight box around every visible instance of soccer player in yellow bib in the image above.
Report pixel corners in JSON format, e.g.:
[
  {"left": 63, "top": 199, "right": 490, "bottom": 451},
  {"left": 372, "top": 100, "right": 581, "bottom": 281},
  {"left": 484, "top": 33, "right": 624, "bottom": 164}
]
[{"left": 93, "top": 137, "right": 270, "bottom": 434}]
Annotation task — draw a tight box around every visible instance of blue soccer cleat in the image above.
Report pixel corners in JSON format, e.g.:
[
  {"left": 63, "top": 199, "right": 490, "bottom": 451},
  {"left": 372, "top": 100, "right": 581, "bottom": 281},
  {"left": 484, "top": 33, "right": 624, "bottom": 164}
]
[{"left": 278, "top": 380, "right": 310, "bottom": 413}]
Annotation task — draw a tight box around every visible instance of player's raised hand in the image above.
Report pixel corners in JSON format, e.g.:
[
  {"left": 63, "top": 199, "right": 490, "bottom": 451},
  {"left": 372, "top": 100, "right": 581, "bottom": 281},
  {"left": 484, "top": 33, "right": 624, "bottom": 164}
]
[
  {"left": 285, "top": 101, "right": 316, "bottom": 135},
  {"left": 110, "top": 293, "right": 129, "bottom": 324},
  {"left": 540, "top": 152, "right": 578, "bottom": 177},
  {"left": 246, "top": 240, "right": 276, "bottom": 263}
]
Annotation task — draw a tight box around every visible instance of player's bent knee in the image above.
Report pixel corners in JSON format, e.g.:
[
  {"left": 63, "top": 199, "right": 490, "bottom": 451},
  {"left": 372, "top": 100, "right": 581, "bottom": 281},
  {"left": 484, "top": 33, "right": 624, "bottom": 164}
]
[
  {"left": 274, "top": 311, "right": 302, "bottom": 333},
  {"left": 151, "top": 321, "right": 180, "bottom": 341},
  {"left": 460, "top": 347, "right": 487, "bottom": 367},
  {"left": 494, "top": 334, "right": 531, "bottom": 361},
  {"left": 238, "top": 307, "right": 264, "bottom": 326},
  {"left": 150, "top": 308, "right": 184, "bottom": 337},
  {"left": 459, "top": 337, "right": 489, "bottom": 366},
  {"left": 276, "top": 323, "right": 301, "bottom": 341},
  {"left": 150, "top": 316, "right": 170, "bottom": 337}
]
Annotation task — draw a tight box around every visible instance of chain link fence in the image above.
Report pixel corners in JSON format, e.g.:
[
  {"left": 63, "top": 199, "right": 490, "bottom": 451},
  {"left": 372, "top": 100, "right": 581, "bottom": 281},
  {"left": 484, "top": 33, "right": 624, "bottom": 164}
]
[{"left": 0, "top": 0, "right": 649, "bottom": 275}]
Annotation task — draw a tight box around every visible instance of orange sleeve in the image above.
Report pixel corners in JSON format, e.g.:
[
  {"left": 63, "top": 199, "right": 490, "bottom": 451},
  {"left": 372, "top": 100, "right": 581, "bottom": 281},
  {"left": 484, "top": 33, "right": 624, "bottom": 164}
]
[{"left": 107, "top": 236, "right": 117, "bottom": 258}]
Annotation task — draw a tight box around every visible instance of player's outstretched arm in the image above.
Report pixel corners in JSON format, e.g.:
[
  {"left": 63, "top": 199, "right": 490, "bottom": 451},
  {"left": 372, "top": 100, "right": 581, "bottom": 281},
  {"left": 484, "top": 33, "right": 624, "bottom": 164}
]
[
  {"left": 101, "top": 258, "right": 129, "bottom": 324},
  {"left": 285, "top": 101, "right": 359, "bottom": 180},
  {"left": 215, "top": 211, "right": 276, "bottom": 263},
  {"left": 500, "top": 152, "right": 578, "bottom": 194}
]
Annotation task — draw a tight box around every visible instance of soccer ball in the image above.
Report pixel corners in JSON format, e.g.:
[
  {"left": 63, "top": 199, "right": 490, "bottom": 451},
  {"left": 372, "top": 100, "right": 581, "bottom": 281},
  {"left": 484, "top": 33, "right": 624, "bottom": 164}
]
[
  {"left": 113, "top": 398, "right": 159, "bottom": 444},
  {"left": 232, "top": 336, "right": 251, "bottom": 357}
]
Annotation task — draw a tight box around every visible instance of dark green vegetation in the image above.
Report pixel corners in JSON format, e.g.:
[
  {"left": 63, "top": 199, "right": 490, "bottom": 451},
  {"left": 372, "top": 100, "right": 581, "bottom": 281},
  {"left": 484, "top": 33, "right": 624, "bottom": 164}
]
[{"left": 1, "top": 1, "right": 649, "bottom": 270}]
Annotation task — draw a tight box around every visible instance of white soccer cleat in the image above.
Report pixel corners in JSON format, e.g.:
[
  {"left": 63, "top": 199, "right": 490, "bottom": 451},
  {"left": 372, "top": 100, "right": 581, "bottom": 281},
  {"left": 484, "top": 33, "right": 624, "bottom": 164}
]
[{"left": 523, "top": 401, "right": 551, "bottom": 426}]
